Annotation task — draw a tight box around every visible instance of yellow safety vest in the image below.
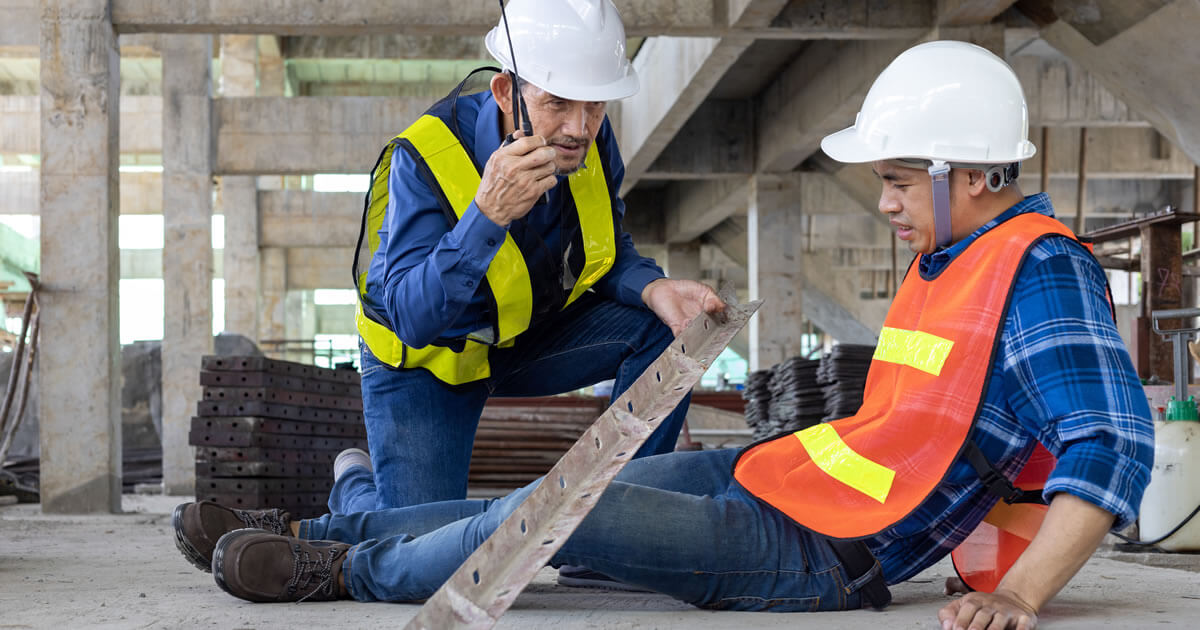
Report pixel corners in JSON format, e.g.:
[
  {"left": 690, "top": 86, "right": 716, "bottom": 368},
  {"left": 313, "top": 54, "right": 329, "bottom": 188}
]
[{"left": 355, "top": 114, "right": 617, "bottom": 385}]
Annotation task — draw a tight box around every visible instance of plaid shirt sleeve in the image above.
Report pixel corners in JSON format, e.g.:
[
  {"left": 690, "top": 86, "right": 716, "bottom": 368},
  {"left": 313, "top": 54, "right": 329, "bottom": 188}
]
[{"left": 1000, "top": 236, "right": 1154, "bottom": 530}]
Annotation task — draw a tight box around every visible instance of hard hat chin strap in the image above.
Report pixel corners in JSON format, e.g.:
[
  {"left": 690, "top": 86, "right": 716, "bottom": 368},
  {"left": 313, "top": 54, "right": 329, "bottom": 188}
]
[{"left": 929, "top": 160, "right": 953, "bottom": 249}]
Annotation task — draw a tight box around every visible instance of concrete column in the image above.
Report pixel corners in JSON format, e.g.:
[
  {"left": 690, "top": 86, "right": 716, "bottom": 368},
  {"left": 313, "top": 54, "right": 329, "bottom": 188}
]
[
  {"left": 665, "top": 240, "right": 702, "bottom": 282},
  {"left": 219, "top": 178, "right": 259, "bottom": 339},
  {"left": 747, "top": 174, "right": 805, "bottom": 371},
  {"left": 37, "top": 0, "right": 122, "bottom": 513},
  {"left": 219, "top": 35, "right": 261, "bottom": 341},
  {"left": 161, "top": 35, "right": 214, "bottom": 495},
  {"left": 286, "top": 289, "right": 318, "bottom": 363},
  {"left": 259, "top": 247, "right": 287, "bottom": 348}
]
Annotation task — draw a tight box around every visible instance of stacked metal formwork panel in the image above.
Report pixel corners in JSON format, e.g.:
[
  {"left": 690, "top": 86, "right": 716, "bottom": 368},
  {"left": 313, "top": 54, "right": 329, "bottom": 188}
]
[{"left": 190, "top": 356, "right": 365, "bottom": 518}]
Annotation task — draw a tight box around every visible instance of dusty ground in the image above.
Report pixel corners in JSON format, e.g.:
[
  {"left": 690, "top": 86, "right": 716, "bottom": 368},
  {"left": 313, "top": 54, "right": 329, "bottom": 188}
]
[{"left": 1, "top": 494, "right": 1197, "bottom": 629}]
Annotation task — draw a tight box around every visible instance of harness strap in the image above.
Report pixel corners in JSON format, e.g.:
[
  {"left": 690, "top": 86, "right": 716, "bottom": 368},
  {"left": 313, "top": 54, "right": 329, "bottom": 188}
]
[{"left": 963, "top": 440, "right": 1048, "bottom": 505}]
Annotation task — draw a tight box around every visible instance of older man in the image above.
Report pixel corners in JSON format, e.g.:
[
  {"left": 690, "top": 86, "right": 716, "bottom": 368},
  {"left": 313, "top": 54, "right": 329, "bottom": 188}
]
[
  {"left": 177, "top": 41, "right": 1151, "bottom": 630},
  {"left": 336, "top": 0, "right": 723, "bottom": 516}
]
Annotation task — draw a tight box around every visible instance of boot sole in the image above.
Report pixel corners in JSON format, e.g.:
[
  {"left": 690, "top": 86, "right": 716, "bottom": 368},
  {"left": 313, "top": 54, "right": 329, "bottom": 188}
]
[{"left": 172, "top": 503, "right": 214, "bottom": 573}]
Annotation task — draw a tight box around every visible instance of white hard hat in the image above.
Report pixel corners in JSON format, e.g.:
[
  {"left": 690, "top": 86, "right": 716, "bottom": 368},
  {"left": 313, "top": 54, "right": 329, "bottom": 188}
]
[
  {"left": 821, "top": 40, "right": 1036, "bottom": 165},
  {"left": 485, "top": 0, "right": 639, "bottom": 102}
]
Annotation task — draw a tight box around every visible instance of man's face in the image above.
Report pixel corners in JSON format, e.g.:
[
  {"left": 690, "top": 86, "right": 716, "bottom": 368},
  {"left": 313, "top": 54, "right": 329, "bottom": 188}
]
[
  {"left": 872, "top": 161, "right": 937, "bottom": 254},
  {"left": 519, "top": 85, "right": 606, "bottom": 175}
]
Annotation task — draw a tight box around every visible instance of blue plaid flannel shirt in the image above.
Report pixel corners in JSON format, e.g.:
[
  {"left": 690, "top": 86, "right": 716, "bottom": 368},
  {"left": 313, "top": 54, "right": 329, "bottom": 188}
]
[{"left": 867, "top": 193, "right": 1155, "bottom": 584}]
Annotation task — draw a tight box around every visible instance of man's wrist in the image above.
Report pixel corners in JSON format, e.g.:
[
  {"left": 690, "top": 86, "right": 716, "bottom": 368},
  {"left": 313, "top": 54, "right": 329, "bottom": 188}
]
[{"left": 640, "top": 277, "right": 667, "bottom": 305}]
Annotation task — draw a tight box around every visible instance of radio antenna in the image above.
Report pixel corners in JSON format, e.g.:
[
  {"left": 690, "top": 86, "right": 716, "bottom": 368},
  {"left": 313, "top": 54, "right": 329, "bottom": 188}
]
[{"left": 498, "top": 0, "right": 534, "bottom": 139}]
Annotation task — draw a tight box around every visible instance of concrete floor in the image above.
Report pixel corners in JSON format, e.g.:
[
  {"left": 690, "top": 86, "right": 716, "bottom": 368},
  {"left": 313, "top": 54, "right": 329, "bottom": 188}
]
[{"left": 1, "top": 495, "right": 1197, "bottom": 629}]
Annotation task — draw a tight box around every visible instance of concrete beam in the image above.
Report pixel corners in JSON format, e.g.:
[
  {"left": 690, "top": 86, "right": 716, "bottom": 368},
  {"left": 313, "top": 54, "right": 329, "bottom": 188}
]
[
  {"left": 756, "top": 38, "right": 923, "bottom": 173},
  {"left": 259, "top": 190, "right": 362, "bottom": 247},
  {"left": 936, "top": 0, "right": 1018, "bottom": 26},
  {"left": 643, "top": 100, "right": 754, "bottom": 179},
  {"left": 214, "top": 97, "right": 425, "bottom": 174},
  {"left": 1015, "top": 56, "right": 1148, "bottom": 127},
  {"left": 772, "top": 0, "right": 934, "bottom": 32},
  {"left": 1027, "top": 126, "right": 1198, "bottom": 180},
  {"left": 617, "top": 37, "right": 752, "bottom": 194},
  {"left": 664, "top": 177, "right": 751, "bottom": 244},
  {"left": 283, "top": 35, "right": 488, "bottom": 60},
  {"left": 1, "top": 95, "right": 162, "bottom": 154},
  {"left": 109, "top": 0, "right": 936, "bottom": 38},
  {"left": 111, "top": 0, "right": 718, "bottom": 37},
  {"left": 616, "top": 0, "right": 788, "bottom": 193},
  {"left": 38, "top": 0, "right": 122, "bottom": 513},
  {"left": 160, "top": 35, "right": 214, "bottom": 495},
  {"left": 286, "top": 246, "right": 355, "bottom": 290},
  {"left": 1, "top": 171, "right": 163, "bottom": 215},
  {"left": 0, "top": 0, "right": 38, "bottom": 48},
  {"left": 1027, "top": 0, "right": 1200, "bottom": 166}
]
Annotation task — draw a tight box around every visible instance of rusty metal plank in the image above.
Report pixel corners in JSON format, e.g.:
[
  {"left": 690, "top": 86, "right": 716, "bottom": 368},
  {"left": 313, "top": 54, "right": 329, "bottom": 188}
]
[
  {"left": 195, "top": 400, "right": 364, "bottom": 424},
  {"left": 194, "top": 446, "right": 339, "bottom": 465},
  {"left": 188, "top": 429, "right": 365, "bottom": 452},
  {"left": 196, "top": 461, "right": 328, "bottom": 479},
  {"left": 202, "top": 386, "right": 363, "bottom": 411},
  {"left": 200, "top": 370, "right": 362, "bottom": 396},
  {"left": 406, "top": 297, "right": 760, "bottom": 630},
  {"left": 201, "top": 355, "right": 361, "bottom": 384},
  {"left": 196, "top": 476, "right": 332, "bottom": 495},
  {"left": 190, "top": 416, "right": 367, "bottom": 439}
]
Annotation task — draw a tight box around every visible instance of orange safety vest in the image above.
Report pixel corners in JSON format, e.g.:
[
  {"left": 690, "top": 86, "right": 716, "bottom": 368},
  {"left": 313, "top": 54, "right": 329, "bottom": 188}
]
[{"left": 733, "top": 212, "right": 1082, "bottom": 541}]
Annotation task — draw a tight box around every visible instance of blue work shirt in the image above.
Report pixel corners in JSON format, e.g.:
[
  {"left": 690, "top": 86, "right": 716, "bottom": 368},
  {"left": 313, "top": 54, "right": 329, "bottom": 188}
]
[
  {"left": 362, "top": 90, "right": 665, "bottom": 349},
  {"left": 869, "top": 194, "right": 1154, "bottom": 583}
]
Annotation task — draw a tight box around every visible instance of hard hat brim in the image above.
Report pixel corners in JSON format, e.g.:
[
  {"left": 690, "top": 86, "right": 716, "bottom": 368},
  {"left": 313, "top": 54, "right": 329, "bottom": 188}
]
[{"left": 820, "top": 126, "right": 881, "bottom": 164}]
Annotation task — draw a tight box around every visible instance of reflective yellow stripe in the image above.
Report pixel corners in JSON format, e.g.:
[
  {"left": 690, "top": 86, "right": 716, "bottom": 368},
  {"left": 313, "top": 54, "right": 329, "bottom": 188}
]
[
  {"left": 360, "top": 137, "right": 401, "bottom": 299},
  {"left": 401, "top": 116, "right": 533, "bottom": 343},
  {"left": 873, "top": 326, "right": 954, "bottom": 376},
  {"left": 795, "top": 423, "right": 895, "bottom": 504},
  {"left": 564, "top": 142, "right": 616, "bottom": 306}
]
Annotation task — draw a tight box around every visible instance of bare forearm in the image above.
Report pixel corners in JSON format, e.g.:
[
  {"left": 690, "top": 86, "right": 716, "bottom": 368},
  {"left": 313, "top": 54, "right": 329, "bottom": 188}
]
[{"left": 996, "top": 493, "right": 1115, "bottom": 612}]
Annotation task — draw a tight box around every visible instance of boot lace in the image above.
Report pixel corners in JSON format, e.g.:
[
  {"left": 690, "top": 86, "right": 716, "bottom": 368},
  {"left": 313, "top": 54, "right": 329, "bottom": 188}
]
[
  {"left": 289, "top": 542, "right": 347, "bottom": 602},
  {"left": 234, "top": 508, "right": 290, "bottom": 535}
]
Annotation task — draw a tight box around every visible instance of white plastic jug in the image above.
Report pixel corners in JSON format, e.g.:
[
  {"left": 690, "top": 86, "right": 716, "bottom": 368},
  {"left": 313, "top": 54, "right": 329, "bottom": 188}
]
[{"left": 1138, "top": 419, "right": 1200, "bottom": 551}]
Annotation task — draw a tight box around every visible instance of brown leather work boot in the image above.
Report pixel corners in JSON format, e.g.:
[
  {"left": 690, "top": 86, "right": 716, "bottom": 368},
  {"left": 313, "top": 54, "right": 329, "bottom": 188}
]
[
  {"left": 172, "top": 501, "right": 292, "bottom": 572},
  {"left": 213, "top": 529, "right": 351, "bottom": 603}
]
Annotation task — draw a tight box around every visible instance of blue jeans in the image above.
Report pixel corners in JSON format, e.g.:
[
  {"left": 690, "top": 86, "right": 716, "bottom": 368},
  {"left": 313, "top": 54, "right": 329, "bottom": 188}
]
[
  {"left": 331, "top": 294, "right": 689, "bottom": 513},
  {"left": 301, "top": 449, "right": 873, "bottom": 611}
]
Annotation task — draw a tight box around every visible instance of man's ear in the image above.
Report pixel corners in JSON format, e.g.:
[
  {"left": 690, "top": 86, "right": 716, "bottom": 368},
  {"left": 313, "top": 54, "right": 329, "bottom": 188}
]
[
  {"left": 964, "top": 168, "right": 989, "bottom": 197},
  {"left": 490, "top": 73, "right": 514, "bottom": 116}
]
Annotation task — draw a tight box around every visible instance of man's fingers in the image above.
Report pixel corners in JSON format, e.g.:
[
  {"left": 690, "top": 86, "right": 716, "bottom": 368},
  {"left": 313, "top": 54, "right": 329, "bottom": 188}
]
[
  {"left": 502, "top": 133, "right": 546, "bottom": 153},
  {"left": 939, "top": 600, "right": 962, "bottom": 629}
]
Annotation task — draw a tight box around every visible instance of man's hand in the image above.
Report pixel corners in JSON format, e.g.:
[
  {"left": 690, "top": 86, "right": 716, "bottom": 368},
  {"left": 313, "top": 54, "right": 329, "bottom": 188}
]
[
  {"left": 938, "top": 588, "right": 1038, "bottom": 630},
  {"left": 641, "top": 278, "right": 725, "bottom": 336},
  {"left": 475, "top": 132, "right": 558, "bottom": 227},
  {"left": 936, "top": 493, "right": 1115, "bottom": 630}
]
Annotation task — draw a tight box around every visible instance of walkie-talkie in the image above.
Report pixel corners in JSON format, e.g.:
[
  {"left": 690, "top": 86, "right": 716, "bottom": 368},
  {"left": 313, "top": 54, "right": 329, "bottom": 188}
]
[
  {"left": 499, "top": 0, "right": 534, "bottom": 147},
  {"left": 497, "top": 0, "right": 548, "bottom": 205}
]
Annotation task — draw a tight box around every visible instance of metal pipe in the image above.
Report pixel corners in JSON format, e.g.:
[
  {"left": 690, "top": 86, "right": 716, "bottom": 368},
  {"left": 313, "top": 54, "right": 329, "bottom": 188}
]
[
  {"left": 1040, "top": 126, "right": 1050, "bottom": 193},
  {"left": 1073, "top": 127, "right": 1088, "bottom": 234}
]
